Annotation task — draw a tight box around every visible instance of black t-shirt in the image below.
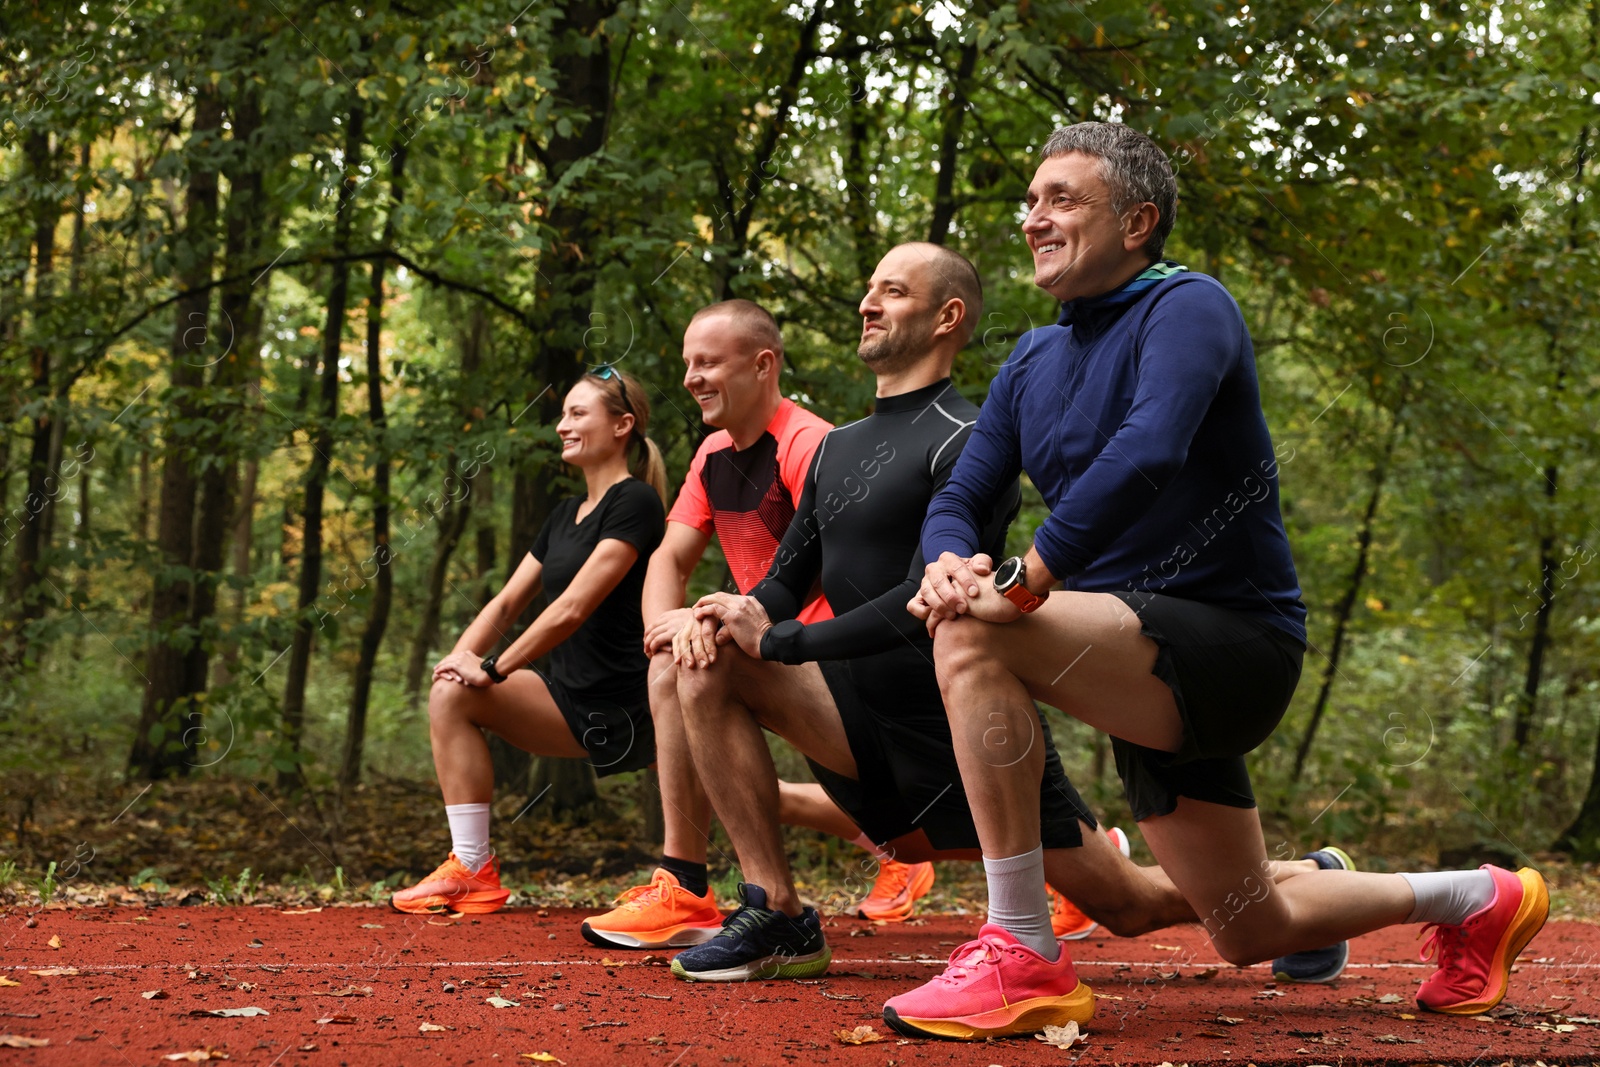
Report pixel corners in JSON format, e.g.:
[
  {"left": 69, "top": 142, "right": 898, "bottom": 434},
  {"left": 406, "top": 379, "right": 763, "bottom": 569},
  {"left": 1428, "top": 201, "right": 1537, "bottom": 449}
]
[
  {"left": 753, "top": 378, "right": 1019, "bottom": 709},
  {"left": 530, "top": 478, "right": 665, "bottom": 700}
]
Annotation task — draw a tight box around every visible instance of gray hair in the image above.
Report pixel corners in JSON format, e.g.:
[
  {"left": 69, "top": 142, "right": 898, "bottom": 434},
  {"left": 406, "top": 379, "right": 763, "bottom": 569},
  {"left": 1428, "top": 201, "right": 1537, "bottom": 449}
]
[{"left": 1041, "top": 122, "right": 1177, "bottom": 260}]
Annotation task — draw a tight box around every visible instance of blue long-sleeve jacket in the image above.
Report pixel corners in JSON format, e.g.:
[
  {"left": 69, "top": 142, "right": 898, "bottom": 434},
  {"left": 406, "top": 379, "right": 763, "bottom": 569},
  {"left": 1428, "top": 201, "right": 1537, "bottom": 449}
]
[{"left": 921, "top": 264, "right": 1307, "bottom": 642}]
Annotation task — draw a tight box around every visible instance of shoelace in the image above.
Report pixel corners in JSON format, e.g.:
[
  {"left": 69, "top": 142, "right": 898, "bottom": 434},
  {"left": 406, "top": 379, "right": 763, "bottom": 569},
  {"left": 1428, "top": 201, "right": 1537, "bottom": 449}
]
[
  {"left": 929, "top": 934, "right": 1008, "bottom": 987},
  {"left": 715, "top": 905, "right": 777, "bottom": 943},
  {"left": 1417, "top": 922, "right": 1465, "bottom": 969},
  {"left": 869, "top": 861, "right": 910, "bottom": 898},
  {"left": 614, "top": 876, "right": 672, "bottom": 911}
]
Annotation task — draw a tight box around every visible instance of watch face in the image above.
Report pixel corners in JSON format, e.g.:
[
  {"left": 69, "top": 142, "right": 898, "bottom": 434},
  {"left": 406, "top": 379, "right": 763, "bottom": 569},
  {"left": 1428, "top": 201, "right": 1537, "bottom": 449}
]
[{"left": 995, "top": 556, "right": 1022, "bottom": 591}]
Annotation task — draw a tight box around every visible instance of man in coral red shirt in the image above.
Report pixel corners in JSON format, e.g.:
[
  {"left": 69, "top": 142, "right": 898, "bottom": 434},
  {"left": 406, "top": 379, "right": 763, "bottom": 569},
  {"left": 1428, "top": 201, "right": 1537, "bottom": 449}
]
[{"left": 581, "top": 300, "right": 935, "bottom": 950}]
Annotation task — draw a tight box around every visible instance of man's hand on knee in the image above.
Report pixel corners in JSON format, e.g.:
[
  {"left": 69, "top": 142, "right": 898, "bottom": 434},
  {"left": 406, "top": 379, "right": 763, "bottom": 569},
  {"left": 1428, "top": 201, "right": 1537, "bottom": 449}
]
[
  {"left": 690, "top": 592, "right": 772, "bottom": 660},
  {"left": 912, "top": 552, "right": 995, "bottom": 634}
]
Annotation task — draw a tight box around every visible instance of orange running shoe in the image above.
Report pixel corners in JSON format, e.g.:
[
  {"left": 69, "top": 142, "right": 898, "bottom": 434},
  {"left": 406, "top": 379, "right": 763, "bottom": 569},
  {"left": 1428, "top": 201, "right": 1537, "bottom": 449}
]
[
  {"left": 857, "top": 857, "right": 936, "bottom": 923},
  {"left": 580, "top": 868, "right": 723, "bottom": 949},
  {"left": 1050, "top": 827, "right": 1130, "bottom": 940},
  {"left": 390, "top": 853, "right": 510, "bottom": 915}
]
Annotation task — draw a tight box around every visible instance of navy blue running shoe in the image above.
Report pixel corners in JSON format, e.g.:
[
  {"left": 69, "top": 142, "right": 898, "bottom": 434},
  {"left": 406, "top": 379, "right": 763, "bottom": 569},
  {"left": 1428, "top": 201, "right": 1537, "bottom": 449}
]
[
  {"left": 1272, "top": 846, "right": 1356, "bottom": 983},
  {"left": 670, "top": 883, "right": 831, "bottom": 982}
]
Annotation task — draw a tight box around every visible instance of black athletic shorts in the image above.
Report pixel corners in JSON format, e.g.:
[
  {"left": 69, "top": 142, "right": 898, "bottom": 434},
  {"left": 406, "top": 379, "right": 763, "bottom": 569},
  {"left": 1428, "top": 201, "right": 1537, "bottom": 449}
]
[
  {"left": 1109, "top": 591, "right": 1306, "bottom": 821},
  {"left": 805, "top": 658, "right": 1096, "bottom": 852},
  {"left": 535, "top": 670, "right": 656, "bottom": 779}
]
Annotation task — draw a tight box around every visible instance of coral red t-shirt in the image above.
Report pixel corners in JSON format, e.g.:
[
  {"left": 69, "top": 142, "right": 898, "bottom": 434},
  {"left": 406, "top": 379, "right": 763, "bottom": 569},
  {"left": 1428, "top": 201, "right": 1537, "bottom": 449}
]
[{"left": 668, "top": 398, "right": 833, "bottom": 623}]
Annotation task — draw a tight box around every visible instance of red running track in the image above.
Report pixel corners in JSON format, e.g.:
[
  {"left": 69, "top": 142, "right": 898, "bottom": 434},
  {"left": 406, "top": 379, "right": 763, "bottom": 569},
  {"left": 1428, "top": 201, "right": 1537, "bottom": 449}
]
[{"left": 1, "top": 905, "right": 1595, "bottom": 1065}]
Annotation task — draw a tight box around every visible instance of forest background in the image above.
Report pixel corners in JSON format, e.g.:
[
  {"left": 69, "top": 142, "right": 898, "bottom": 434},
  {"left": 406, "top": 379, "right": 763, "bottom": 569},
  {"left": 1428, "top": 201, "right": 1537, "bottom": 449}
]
[{"left": 3, "top": 0, "right": 1599, "bottom": 908}]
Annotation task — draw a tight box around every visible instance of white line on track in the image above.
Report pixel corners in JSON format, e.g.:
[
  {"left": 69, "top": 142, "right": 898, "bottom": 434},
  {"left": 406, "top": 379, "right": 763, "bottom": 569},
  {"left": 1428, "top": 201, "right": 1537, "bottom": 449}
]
[{"left": 5, "top": 958, "right": 1585, "bottom": 973}]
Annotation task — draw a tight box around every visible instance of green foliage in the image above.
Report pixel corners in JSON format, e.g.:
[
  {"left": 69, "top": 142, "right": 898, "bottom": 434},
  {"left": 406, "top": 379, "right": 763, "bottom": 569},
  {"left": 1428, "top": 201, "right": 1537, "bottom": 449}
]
[{"left": 0, "top": 0, "right": 1596, "bottom": 859}]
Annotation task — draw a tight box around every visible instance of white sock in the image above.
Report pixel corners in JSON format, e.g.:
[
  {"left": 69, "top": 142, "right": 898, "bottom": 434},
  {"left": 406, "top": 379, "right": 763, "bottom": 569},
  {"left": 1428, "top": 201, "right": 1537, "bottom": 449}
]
[
  {"left": 850, "top": 832, "right": 896, "bottom": 864},
  {"left": 445, "top": 803, "right": 492, "bottom": 872},
  {"left": 983, "top": 845, "right": 1059, "bottom": 960},
  {"left": 1400, "top": 870, "right": 1497, "bottom": 925}
]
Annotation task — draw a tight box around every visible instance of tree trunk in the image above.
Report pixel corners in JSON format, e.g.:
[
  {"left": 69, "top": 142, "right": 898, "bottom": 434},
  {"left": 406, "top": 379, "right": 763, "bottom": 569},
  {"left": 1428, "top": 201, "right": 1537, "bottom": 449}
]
[
  {"left": 128, "top": 87, "right": 225, "bottom": 777},
  {"left": 1514, "top": 465, "right": 1560, "bottom": 750},
  {"left": 927, "top": 41, "right": 977, "bottom": 245},
  {"left": 342, "top": 144, "right": 408, "bottom": 789},
  {"left": 186, "top": 81, "right": 265, "bottom": 705},
  {"left": 1291, "top": 434, "right": 1393, "bottom": 784},
  {"left": 403, "top": 462, "right": 475, "bottom": 699},
  {"left": 281, "top": 103, "right": 365, "bottom": 788},
  {"left": 5, "top": 130, "right": 62, "bottom": 669}
]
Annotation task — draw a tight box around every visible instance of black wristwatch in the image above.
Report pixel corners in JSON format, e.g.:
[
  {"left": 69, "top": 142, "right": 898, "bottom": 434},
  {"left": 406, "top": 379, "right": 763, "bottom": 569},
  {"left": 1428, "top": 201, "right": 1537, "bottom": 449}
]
[{"left": 480, "top": 655, "right": 508, "bottom": 684}]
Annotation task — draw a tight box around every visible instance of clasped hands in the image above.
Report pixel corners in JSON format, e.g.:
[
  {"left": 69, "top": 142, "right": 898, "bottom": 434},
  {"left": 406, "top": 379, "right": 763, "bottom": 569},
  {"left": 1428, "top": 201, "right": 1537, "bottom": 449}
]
[
  {"left": 662, "top": 592, "right": 773, "bottom": 669},
  {"left": 906, "top": 551, "right": 1024, "bottom": 635}
]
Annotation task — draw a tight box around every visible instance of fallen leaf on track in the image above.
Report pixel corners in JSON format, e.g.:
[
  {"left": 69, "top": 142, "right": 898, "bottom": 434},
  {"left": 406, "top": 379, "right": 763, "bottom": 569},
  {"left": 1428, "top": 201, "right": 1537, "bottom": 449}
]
[
  {"left": 27, "top": 967, "right": 77, "bottom": 977},
  {"left": 0, "top": 1036, "right": 48, "bottom": 1048},
  {"left": 142, "top": 989, "right": 168, "bottom": 1000},
  {"left": 419, "top": 1022, "right": 450, "bottom": 1033},
  {"left": 47, "top": 935, "right": 61, "bottom": 949},
  {"left": 1035, "top": 1021, "right": 1088, "bottom": 1048},
  {"left": 599, "top": 957, "right": 627, "bottom": 967},
  {"left": 1373, "top": 1034, "right": 1424, "bottom": 1044},
  {"left": 1151, "top": 944, "right": 1182, "bottom": 951},
  {"left": 193, "top": 1006, "right": 269, "bottom": 1018},
  {"left": 282, "top": 908, "right": 322, "bottom": 915},
  {"left": 1192, "top": 967, "right": 1220, "bottom": 981},
  {"left": 520, "top": 1054, "right": 565, "bottom": 1063},
  {"left": 162, "top": 1049, "right": 229, "bottom": 1062},
  {"left": 1215, "top": 1014, "right": 1243, "bottom": 1025},
  {"left": 0, "top": 978, "right": 19, "bottom": 987},
  {"left": 1375, "top": 993, "right": 1404, "bottom": 1003},
  {"left": 486, "top": 996, "right": 519, "bottom": 1008},
  {"left": 313, "top": 985, "right": 372, "bottom": 997},
  {"left": 315, "top": 1015, "right": 357, "bottom": 1025},
  {"left": 360, "top": 923, "right": 384, "bottom": 929},
  {"left": 1255, "top": 989, "right": 1286, "bottom": 998},
  {"left": 835, "top": 1025, "right": 885, "bottom": 1045}
]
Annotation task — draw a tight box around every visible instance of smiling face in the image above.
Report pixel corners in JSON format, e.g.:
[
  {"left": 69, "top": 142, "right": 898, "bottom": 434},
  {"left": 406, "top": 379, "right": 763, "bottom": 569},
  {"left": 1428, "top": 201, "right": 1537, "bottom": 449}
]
[
  {"left": 680, "top": 313, "right": 774, "bottom": 430},
  {"left": 1022, "top": 151, "right": 1154, "bottom": 303},
  {"left": 857, "top": 245, "right": 942, "bottom": 374},
  {"left": 556, "top": 380, "right": 632, "bottom": 469}
]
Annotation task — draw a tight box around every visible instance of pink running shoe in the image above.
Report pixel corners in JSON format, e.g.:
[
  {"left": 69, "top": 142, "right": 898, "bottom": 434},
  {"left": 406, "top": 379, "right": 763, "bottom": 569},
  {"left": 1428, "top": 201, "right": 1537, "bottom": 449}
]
[
  {"left": 1416, "top": 865, "right": 1549, "bottom": 1015},
  {"left": 882, "top": 924, "right": 1094, "bottom": 1040}
]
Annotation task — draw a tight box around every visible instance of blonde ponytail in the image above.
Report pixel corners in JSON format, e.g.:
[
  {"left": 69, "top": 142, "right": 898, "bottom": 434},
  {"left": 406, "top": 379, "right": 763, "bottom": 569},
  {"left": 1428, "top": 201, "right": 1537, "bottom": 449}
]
[{"left": 634, "top": 437, "right": 668, "bottom": 504}]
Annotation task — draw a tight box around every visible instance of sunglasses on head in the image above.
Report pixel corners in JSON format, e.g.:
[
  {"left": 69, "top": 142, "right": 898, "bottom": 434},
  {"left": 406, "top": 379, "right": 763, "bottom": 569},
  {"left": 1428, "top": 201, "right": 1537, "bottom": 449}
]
[{"left": 590, "top": 363, "right": 634, "bottom": 417}]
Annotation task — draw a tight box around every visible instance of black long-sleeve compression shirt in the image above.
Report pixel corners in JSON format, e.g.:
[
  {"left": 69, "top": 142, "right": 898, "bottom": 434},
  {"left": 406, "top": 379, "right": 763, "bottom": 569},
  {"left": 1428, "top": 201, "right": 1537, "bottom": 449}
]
[{"left": 753, "top": 377, "right": 1019, "bottom": 666}]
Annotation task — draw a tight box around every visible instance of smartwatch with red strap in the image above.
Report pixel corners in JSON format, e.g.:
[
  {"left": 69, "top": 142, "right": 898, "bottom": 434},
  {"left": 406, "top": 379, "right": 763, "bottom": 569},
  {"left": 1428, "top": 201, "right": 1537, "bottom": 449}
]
[{"left": 993, "top": 555, "right": 1046, "bottom": 613}]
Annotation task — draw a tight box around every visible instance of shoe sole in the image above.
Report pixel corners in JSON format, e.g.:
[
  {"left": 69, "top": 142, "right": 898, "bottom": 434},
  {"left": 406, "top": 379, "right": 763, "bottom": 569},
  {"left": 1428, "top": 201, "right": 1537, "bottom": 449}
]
[
  {"left": 579, "top": 920, "right": 722, "bottom": 950},
  {"left": 1421, "top": 868, "right": 1550, "bottom": 1016},
  {"left": 1272, "top": 940, "right": 1349, "bottom": 984},
  {"left": 389, "top": 888, "right": 509, "bottom": 915},
  {"left": 1058, "top": 921, "right": 1100, "bottom": 942},
  {"left": 883, "top": 981, "right": 1095, "bottom": 1040},
  {"left": 857, "top": 865, "right": 937, "bottom": 923},
  {"left": 670, "top": 947, "right": 831, "bottom": 982}
]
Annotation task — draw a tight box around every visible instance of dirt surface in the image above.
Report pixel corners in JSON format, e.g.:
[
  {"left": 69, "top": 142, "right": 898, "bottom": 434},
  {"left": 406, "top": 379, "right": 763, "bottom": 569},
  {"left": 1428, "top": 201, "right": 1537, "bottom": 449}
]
[{"left": 0, "top": 904, "right": 1594, "bottom": 1065}]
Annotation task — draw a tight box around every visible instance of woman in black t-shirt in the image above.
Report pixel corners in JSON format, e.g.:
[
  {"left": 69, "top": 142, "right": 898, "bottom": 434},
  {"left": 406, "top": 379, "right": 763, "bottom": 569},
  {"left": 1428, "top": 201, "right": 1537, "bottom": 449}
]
[{"left": 392, "top": 369, "right": 667, "bottom": 915}]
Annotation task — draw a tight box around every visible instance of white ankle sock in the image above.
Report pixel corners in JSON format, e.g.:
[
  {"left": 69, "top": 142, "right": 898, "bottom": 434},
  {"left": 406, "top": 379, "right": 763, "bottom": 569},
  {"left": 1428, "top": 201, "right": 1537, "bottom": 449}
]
[
  {"left": 850, "top": 832, "right": 895, "bottom": 864},
  {"left": 983, "top": 845, "right": 1059, "bottom": 960},
  {"left": 1400, "top": 870, "right": 1497, "bottom": 925},
  {"left": 445, "top": 803, "right": 492, "bottom": 872}
]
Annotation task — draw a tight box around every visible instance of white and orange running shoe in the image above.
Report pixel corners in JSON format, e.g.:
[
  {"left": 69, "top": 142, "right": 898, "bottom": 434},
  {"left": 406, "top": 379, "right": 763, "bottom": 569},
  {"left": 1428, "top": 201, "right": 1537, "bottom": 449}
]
[
  {"left": 580, "top": 868, "right": 723, "bottom": 949},
  {"left": 390, "top": 853, "right": 510, "bottom": 915}
]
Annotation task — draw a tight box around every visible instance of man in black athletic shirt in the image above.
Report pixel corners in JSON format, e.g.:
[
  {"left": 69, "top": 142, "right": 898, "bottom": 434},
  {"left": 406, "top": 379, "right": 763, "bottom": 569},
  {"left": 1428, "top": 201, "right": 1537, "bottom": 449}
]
[{"left": 665, "top": 243, "right": 1201, "bottom": 984}]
